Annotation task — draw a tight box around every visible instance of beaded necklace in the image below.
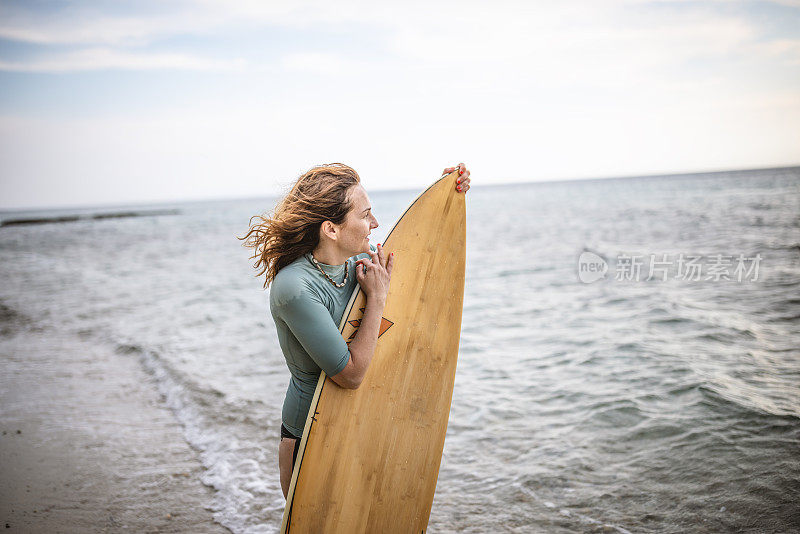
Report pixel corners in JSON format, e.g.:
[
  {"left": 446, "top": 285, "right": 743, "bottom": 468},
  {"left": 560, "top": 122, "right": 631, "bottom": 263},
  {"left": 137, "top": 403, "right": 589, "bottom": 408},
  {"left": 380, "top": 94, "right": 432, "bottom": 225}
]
[{"left": 308, "top": 254, "right": 348, "bottom": 288}]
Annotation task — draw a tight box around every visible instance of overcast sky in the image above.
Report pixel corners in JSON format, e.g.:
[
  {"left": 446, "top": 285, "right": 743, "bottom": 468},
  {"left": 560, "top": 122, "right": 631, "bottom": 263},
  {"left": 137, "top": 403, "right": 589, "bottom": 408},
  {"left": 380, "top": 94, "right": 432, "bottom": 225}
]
[{"left": 0, "top": 0, "right": 798, "bottom": 209}]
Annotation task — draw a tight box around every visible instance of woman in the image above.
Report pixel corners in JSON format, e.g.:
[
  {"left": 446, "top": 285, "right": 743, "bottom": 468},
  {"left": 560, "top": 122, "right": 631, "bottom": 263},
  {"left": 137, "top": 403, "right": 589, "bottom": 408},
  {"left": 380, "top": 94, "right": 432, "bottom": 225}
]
[{"left": 242, "top": 162, "right": 471, "bottom": 498}]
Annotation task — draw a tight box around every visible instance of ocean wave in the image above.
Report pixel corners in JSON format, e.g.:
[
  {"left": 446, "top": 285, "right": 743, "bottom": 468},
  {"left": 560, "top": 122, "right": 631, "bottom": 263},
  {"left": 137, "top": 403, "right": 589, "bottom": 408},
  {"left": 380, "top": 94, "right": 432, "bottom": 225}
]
[
  {"left": 698, "top": 383, "right": 800, "bottom": 420},
  {"left": 0, "top": 299, "right": 32, "bottom": 336},
  {"left": 108, "top": 336, "right": 284, "bottom": 533}
]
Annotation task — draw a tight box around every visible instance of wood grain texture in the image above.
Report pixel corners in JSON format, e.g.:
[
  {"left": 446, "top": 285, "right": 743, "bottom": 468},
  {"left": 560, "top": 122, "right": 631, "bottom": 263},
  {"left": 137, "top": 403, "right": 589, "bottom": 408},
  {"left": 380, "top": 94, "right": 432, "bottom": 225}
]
[{"left": 280, "top": 170, "right": 466, "bottom": 533}]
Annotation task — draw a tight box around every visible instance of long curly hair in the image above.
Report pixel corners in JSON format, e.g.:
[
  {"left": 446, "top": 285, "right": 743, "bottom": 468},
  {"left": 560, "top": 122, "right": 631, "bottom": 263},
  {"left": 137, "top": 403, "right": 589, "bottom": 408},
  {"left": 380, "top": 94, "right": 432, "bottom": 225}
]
[{"left": 241, "top": 163, "right": 361, "bottom": 288}]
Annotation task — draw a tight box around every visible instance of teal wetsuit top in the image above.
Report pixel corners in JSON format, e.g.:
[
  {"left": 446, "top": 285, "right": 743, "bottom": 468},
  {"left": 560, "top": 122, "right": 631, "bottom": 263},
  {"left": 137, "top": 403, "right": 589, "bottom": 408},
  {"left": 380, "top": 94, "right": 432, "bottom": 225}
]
[{"left": 270, "top": 246, "right": 374, "bottom": 437}]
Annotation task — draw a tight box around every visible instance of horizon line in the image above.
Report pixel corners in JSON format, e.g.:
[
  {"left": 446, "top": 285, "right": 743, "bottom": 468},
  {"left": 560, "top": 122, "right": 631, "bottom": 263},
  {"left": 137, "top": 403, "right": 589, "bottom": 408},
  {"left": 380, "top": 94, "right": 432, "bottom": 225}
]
[{"left": 2, "top": 163, "right": 798, "bottom": 214}]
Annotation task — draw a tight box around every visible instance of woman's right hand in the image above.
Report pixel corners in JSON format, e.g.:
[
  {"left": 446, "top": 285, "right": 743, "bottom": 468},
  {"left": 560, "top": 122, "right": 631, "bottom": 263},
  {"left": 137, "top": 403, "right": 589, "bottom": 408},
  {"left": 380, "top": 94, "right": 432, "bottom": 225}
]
[{"left": 355, "top": 243, "right": 393, "bottom": 304}]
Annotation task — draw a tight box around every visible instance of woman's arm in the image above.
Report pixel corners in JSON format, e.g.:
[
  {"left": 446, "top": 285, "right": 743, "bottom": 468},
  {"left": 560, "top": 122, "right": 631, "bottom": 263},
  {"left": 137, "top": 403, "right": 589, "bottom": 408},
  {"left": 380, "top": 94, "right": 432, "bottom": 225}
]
[
  {"left": 329, "top": 292, "right": 385, "bottom": 389},
  {"left": 273, "top": 284, "right": 352, "bottom": 379},
  {"left": 329, "top": 244, "right": 393, "bottom": 389}
]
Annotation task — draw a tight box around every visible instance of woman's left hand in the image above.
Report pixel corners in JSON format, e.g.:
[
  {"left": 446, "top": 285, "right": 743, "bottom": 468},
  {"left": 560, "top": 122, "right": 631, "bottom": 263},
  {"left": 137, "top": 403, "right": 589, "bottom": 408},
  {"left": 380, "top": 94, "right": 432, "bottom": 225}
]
[{"left": 443, "top": 162, "right": 471, "bottom": 193}]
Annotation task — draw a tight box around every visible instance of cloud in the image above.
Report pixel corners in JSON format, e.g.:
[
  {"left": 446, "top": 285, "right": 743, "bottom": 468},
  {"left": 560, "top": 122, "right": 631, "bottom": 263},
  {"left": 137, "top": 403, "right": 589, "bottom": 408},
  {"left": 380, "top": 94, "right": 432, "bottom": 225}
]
[
  {"left": 756, "top": 38, "right": 800, "bottom": 64},
  {"left": 0, "top": 2, "right": 316, "bottom": 46},
  {"left": 280, "top": 52, "right": 359, "bottom": 74},
  {"left": 0, "top": 0, "right": 795, "bottom": 78},
  {"left": 1, "top": 0, "right": 798, "bottom": 208},
  {"left": 0, "top": 48, "right": 246, "bottom": 73},
  {"left": 0, "top": 10, "right": 180, "bottom": 46},
  {"left": 0, "top": 17, "right": 158, "bottom": 46}
]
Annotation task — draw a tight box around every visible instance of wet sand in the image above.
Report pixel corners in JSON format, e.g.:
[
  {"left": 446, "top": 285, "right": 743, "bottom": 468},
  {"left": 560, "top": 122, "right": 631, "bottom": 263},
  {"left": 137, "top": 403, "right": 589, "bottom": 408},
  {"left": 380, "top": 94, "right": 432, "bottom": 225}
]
[{"left": 0, "top": 320, "right": 230, "bottom": 533}]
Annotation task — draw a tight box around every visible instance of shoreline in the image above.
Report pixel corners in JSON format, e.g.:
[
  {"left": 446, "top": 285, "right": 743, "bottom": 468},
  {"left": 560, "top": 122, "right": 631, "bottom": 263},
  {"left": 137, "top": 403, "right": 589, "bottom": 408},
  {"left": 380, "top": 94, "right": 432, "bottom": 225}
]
[{"left": 0, "top": 321, "right": 230, "bottom": 533}]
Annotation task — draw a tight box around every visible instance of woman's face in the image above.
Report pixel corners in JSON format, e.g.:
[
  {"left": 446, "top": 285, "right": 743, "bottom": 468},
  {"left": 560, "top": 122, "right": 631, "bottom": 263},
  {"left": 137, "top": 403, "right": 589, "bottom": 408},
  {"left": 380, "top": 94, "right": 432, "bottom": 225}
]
[{"left": 338, "top": 184, "right": 379, "bottom": 256}]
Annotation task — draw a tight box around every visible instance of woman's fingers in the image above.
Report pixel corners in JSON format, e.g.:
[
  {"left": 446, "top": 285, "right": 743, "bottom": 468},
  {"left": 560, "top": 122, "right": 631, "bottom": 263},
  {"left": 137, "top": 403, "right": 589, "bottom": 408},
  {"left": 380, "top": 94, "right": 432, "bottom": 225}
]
[
  {"left": 368, "top": 249, "right": 380, "bottom": 270},
  {"left": 357, "top": 251, "right": 392, "bottom": 300},
  {"left": 448, "top": 163, "right": 470, "bottom": 192},
  {"left": 355, "top": 261, "right": 365, "bottom": 282},
  {"left": 444, "top": 164, "right": 466, "bottom": 175},
  {"left": 376, "top": 243, "right": 386, "bottom": 269},
  {"left": 356, "top": 258, "right": 373, "bottom": 275},
  {"left": 456, "top": 170, "right": 471, "bottom": 193},
  {"left": 457, "top": 175, "right": 471, "bottom": 193}
]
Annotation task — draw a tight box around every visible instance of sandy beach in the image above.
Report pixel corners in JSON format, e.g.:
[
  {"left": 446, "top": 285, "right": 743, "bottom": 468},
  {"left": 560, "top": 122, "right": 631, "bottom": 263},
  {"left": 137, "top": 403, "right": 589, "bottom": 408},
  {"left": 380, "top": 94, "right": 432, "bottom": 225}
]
[{"left": 0, "top": 307, "right": 230, "bottom": 533}]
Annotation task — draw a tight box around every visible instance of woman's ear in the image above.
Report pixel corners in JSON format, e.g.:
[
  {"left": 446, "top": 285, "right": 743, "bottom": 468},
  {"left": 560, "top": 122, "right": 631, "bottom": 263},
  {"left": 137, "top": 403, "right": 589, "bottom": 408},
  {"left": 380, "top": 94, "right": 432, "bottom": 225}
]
[{"left": 319, "top": 220, "right": 338, "bottom": 242}]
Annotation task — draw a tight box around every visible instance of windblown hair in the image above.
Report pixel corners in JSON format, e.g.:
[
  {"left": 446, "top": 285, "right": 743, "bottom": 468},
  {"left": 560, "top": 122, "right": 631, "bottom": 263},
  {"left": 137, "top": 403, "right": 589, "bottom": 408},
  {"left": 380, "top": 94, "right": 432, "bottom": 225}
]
[{"left": 240, "top": 163, "right": 361, "bottom": 288}]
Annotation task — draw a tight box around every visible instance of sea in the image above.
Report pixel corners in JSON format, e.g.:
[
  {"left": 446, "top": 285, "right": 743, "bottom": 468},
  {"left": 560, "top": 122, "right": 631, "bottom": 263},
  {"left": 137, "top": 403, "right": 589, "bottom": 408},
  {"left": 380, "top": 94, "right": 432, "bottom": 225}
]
[{"left": 1, "top": 166, "right": 798, "bottom": 533}]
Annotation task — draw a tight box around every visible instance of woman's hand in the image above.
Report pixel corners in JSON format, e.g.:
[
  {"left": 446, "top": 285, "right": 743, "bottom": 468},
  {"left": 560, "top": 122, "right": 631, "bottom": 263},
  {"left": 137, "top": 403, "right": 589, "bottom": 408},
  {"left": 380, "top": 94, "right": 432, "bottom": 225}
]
[
  {"left": 443, "top": 162, "right": 471, "bottom": 193},
  {"left": 355, "top": 243, "right": 394, "bottom": 304}
]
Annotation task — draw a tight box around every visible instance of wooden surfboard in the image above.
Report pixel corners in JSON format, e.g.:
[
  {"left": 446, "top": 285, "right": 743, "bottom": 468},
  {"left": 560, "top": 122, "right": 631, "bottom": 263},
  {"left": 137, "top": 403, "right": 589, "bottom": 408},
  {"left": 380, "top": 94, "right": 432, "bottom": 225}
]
[{"left": 279, "top": 170, "right": 466, "bottom": 533}]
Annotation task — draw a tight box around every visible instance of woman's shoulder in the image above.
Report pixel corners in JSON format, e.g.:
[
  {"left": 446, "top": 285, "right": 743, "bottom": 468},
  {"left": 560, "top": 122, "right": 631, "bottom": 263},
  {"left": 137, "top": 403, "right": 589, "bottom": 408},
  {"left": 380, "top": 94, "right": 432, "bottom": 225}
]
[{"left": 270, "top": 257, "right": 316, "bottom": 307}]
